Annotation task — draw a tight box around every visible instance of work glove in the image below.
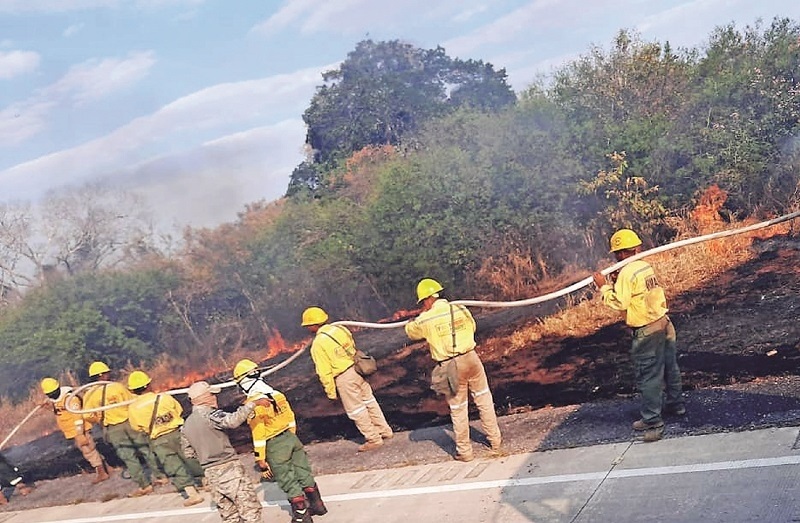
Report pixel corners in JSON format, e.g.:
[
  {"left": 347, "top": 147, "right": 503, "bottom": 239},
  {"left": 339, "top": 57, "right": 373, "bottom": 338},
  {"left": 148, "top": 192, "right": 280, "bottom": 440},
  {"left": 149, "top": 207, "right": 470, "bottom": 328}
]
[{"left": 256, "top": 460, "right": 274, "bottom": 481}]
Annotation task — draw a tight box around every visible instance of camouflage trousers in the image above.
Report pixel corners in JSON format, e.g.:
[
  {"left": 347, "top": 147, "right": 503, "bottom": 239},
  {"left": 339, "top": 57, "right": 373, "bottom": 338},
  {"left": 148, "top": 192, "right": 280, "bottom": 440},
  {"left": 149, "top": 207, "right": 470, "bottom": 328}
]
[
  {"left": 150, "top": 430, "right": 204, "bottom": 492},
  {"left": 205, "top": 459, "right": 262, "bottom": 523}
]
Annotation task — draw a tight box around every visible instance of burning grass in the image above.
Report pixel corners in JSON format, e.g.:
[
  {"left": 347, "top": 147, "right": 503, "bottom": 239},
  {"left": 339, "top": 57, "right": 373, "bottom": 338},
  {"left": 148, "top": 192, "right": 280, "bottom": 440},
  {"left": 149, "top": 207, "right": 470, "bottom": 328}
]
[
  {"left": 480, "top": 189, "right": 798, "bottom": 361},
  {"left": 1, "top": 186, "right": 796, "bottom": 450}
]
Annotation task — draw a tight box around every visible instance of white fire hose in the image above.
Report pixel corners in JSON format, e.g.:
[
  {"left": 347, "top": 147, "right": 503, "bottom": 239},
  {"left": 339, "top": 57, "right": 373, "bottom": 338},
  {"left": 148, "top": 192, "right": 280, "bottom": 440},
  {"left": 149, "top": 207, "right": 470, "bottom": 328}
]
[
  {"left": 8, "top": 210, "right": 799, "bottom": 422},
  {"left": 335, "top": 210, "right": 800, "bottom": 328}
]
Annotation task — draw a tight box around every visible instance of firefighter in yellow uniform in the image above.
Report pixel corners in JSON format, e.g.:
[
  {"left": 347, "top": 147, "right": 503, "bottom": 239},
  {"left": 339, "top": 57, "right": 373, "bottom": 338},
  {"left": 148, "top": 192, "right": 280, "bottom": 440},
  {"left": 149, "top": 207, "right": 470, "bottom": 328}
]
[
  {"left": 304, "top": 306, "right": 393, "bottom": 452},
  {"left": 127, "top": 371, "right": 205, "bottom": 507},
  {"left": 233, "top": 359, "right": 327, "bottom": 523},
  {"left": 592, "top": 229, "right": 684, "bottom": 442},
  {"left": 81, "top": 361, "right": 166, "bottom": 497},
  {"left": 40, "top": 377, "right": 109, "bottom": 484},
  {"left": 405, "top": 278, "right": 502, "bottom": 462}
]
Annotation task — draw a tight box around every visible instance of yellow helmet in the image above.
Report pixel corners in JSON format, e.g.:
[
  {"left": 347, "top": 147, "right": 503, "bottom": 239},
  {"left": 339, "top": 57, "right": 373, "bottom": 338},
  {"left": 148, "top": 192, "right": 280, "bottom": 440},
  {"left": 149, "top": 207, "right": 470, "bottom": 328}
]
[
  {"left": 416, "top": 278, "right": 443, "bottom": 303},
  {"left": 40, "top": 377, "right": 60, "bottom": 395},
  {"left": 609, "top": 229, "right": 642, "bottom": 252},
  {"left": 88, "top": 361, "right": 111, "bottom": 377},
  {"left": 127, "top": 370, "right": 151, "bottom": 390},
  {"left": 233, "top": 359, "right": 259, "bottom": 382},
  {"left": 301, "top": 306, "right": 328, "bottom": 326}
]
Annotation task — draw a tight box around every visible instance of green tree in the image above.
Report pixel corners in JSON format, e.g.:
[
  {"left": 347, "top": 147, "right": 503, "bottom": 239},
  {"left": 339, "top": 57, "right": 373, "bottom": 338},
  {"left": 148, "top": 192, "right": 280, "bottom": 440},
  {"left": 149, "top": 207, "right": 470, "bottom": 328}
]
[{"left": 296, "top": 40, "right": 516, "bottom": 177}]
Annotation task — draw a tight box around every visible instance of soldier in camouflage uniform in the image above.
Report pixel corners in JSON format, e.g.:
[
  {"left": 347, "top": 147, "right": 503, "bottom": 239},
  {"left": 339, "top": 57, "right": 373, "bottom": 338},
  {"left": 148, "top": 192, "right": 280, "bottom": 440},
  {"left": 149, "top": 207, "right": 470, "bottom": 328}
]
[{"left": 181, "top": 381, "right": 271, "bottom": 523}]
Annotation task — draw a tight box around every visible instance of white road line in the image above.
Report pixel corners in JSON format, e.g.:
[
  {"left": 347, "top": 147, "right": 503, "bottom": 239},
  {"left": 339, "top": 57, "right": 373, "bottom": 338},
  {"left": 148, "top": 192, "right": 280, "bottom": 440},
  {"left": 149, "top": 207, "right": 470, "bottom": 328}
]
[{"left": 35, "top": 454, "right": 800, "bottom": 523}]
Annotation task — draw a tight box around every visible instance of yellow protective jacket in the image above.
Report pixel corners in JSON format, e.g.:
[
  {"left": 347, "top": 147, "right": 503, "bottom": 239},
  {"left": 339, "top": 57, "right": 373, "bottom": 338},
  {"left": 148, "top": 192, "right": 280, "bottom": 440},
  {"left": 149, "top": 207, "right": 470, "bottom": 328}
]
[
  {"left": 128, "top": 391, "right": 184, "bottom": 439},
  {"left": 310, "top": 324, "right": 356, "bottom": 399},
  {"left": 405, "top": 299, "right": 477, "bottom": 362},
  {"left": 82, "top": 381, "right": 133, "bottom": 427},
  {"left": 600, "top": 259, "right": 668, "bottom": 328},
  {"left": 50, "top": 387, "right": 91, "bottom": 439},
  {"left": 245, "top": 390, "right": 296, "bottom": 461}
]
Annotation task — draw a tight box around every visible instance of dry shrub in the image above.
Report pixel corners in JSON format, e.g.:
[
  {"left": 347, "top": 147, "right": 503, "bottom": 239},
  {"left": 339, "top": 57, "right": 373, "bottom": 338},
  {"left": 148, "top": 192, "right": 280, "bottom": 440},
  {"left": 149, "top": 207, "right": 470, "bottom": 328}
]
[
  {"left": 483, "top": 189, "right": 797, "bottom": 361},
  {"left": 472, "top": 248, "right": 548, "bottom": 300}
]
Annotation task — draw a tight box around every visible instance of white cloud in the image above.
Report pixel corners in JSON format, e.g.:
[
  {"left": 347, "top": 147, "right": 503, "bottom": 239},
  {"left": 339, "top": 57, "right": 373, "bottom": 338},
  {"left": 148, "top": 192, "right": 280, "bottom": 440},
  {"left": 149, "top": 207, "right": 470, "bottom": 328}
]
[
  {"left": 635, "top": 0, "right": 800, "bottom": 48},
  {"left": 53, "top": 51, "right": 156, "bottom": 105},
  {"left": 0, "top": 65, "right": 325, "bottom": 227},
  {"left": 63, "top": 23, "right": 84, "bottom": 37},
  {"left": 0, "top": 100, "right": 55, "bottom": 146},
  {"left": 0, "top": 50, "right": 40, "bottom": 79},
  {"left": 0, "top": 51, "right": 155, "bottom": 145},
  {"left": 442, "top": 0, "right": 591, "bottom": 57},
  {"left": 452, "top": 4, "right": 488, "bottom": 24},
  {"left": 122, "top": 121, "right": 306, "bottom": 229},
  {"left": 0, "top": 0, "right": 203, "bottom": 13},
  {"left": 252, "top": 0, "right": 485, "bottom": 36}
]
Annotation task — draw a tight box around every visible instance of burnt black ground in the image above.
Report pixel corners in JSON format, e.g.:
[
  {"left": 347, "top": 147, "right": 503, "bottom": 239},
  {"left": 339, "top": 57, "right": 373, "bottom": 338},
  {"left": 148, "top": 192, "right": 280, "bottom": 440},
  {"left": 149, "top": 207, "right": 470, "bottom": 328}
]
[{"left": 2, "top": 233, "right": 799, "bottom": 511}]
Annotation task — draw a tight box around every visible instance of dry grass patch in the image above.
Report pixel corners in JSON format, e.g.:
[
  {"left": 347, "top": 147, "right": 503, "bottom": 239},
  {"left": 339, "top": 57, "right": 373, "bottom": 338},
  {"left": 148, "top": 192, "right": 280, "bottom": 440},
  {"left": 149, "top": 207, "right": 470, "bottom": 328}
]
[{"left": 486, "top": 215, "right": 796, "bottom": 359}]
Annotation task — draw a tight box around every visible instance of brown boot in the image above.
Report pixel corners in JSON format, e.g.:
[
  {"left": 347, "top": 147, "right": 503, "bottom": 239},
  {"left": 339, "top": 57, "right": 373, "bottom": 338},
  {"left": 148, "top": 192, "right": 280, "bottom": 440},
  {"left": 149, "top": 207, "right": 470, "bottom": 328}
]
[
  {"left": 129, "top": 484, "right": 154, "bottom": 498},
  {"left": 91, "top": 464, "right": 109, "bottom": 484},
  {"left": 303, "top": 484, "right": 328, "bottom": 516},
  {"left": 289, "top": 495, "right": 313, "bottom": 523},
  {"left": 182, "top": 486, "right": 204, "bottom": 507},
  {"left": 357, "top": 440, "right": 383, "bottom": 452}
]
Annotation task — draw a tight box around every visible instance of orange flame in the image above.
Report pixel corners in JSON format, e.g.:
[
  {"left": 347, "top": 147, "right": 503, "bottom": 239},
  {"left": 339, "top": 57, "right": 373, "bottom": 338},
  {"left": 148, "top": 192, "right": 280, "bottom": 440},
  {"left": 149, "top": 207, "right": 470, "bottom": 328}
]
[
  {"left": 264, "top": 328, "right": 295, "bottom": 359},
  {"left": 691, "top": 185, "right": 727, "bottom": 233},
  {"left": 157, "top": 370, "right": 209, "bottom": 392}
]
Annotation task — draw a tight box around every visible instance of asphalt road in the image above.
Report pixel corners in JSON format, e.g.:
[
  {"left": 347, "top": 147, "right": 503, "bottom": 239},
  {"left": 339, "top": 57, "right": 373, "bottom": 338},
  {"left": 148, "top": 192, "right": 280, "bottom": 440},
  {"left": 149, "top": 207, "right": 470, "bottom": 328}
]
[{"left": 7, "top": 425, "right": 800, "bottom": 523}]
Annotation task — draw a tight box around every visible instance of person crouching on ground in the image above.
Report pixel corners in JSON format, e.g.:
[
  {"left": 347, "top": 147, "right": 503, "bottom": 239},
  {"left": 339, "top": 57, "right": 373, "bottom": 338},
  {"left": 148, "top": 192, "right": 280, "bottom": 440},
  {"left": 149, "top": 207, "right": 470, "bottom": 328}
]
[
  {"left": 127, "top": 371, "right": 205, "bottom": 507},
  {"left": 40, "top": 377, "right": 109, "bottom": 484},
  {"left": 592, "top": 229, "right": 685, "bottom": 442},
  {"left": 233, "top": 359, "right": 328, "bottom": 522},
  {"left": 405, "top": 278, "right": 503, "bottom": 462},
  {"left": 0, "top": 454, "right": 32, "bottom": 505},
  {"left": 181, "top": 381, "right": 269, "bottom": 523},
  {"left": 303, "top": 306, "right": 393, "bottom": 452}
]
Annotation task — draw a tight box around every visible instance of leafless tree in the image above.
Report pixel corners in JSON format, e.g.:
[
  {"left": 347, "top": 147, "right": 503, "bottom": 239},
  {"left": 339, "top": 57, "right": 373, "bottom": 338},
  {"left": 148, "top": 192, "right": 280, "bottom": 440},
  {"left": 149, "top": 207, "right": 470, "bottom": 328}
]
[{"left": 0, "top": 183, "right": 157, "bottom": 291}]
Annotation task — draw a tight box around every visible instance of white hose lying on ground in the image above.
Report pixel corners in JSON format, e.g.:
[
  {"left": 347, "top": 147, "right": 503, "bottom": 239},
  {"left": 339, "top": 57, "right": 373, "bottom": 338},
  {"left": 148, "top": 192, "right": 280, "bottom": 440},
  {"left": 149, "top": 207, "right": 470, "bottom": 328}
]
[{"left": 44, "top": 209, "right": 800, "bottom": 416}]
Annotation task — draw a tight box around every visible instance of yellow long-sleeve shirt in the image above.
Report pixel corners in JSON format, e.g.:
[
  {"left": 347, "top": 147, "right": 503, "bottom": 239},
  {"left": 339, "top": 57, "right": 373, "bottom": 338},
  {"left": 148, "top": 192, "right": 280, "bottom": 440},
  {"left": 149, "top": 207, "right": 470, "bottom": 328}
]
[
  {"left": 310, "top": 324, "right": 357, "bottom": 399},
  {"left": 50, "top": 387, "right": 91, "bottom": 439},
  {"left": 128, "top": 391, "right": 184, "bottom": 439},
  {"left": 600, "top": 259, "right": 668, "bottom": 328},
  {"left": 82, "top": 381, "right": 133, "bottom": 426},
  {"left": 405, "top": 299, "right": 477, "bottom": 362},
  {"left": 245, "top": 390, "right": 296, "bottom": 461}
]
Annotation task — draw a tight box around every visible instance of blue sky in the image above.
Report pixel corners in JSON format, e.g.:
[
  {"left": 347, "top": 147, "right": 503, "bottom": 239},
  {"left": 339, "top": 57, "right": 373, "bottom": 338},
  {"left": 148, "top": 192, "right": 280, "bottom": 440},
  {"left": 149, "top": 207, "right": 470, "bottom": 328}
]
[{"left": 1, "top": 0, "right": 798, "bottom": 232}]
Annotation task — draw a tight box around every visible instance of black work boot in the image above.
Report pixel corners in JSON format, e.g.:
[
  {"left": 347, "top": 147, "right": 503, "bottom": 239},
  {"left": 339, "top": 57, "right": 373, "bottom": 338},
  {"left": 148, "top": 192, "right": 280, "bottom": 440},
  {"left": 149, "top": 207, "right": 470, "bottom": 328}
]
[
  {"left": 289, "top": 495, "right": 313, "bottom": 523},
  {"left": 303, "top": 483, "right": 328, "bottom": 516}
]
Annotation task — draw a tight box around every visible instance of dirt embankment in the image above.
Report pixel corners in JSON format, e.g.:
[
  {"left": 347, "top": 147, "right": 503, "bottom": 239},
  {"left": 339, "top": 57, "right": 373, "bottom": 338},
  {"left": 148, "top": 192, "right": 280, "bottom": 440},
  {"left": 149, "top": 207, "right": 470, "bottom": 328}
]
[{"left": 3, "top": 234, "right": 799, "bottom": 511}]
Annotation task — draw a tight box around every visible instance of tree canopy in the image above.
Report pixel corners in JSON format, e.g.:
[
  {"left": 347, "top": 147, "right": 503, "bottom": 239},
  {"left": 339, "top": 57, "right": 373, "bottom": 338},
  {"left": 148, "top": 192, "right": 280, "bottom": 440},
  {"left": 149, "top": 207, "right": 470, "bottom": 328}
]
[{"left": 288, "top": 39, "right": 516, "bottom": 194}]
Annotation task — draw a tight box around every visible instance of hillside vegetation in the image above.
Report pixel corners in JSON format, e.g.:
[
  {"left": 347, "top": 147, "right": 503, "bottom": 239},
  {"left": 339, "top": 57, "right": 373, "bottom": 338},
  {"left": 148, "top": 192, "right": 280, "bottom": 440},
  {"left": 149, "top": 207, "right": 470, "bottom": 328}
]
[{"left": 0, "top": 19, "right": 799, "bottom": 404}]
